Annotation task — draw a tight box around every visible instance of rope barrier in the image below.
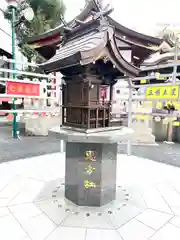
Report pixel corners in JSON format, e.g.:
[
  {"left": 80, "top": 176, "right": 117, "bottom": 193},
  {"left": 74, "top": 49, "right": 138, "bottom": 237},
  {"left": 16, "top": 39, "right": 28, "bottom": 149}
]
[
  {"left": 0, "top": 109, "right": 60, "bottom": 113},
  {"left": 0, "top": 68, "right": 57, "bottom": 80},
  {"left": 0, "top": 77, "right": 61, "bottom": 87}
]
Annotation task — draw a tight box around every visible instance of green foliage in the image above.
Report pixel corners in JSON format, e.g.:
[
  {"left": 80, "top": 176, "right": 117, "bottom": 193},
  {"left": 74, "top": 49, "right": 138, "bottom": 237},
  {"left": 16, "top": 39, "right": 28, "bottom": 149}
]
[
  {"left": 29, "top": 0, "right": 66, "bottom": 29},
  {"left": 164, "top": 103, "right": 176, "bottom": 112},
  {"left": 3, "top": 6, "right": 12, "bottom": 20},
  {"left": 4, "top": 0, "right": 66, "bottom": 63}
]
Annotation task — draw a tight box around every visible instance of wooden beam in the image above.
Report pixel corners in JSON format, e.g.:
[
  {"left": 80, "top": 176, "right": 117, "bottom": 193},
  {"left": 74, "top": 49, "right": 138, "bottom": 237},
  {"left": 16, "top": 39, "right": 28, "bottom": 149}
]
[{"left": 74, "top": 19, "right": 86, "bottom": 25}]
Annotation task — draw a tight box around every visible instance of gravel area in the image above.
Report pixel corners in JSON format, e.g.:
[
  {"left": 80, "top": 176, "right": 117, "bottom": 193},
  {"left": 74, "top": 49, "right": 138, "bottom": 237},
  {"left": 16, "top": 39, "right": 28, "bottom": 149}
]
[
  {"left": 1, "top": 125, "right": 180, "bottom": 167},
  {"left": 118, "top": 143, "right": 180, "bottom": 168},
  {"left": 0, "top": 126, "right": 60, "bottom": 163}
]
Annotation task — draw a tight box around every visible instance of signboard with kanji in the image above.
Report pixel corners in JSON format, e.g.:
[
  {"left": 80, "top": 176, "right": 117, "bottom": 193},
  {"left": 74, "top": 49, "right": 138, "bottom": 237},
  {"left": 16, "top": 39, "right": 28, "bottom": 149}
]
[
  {"left": 6, "top": 81, "right": 40, "bottom": 97},
  {"left": 145, "top": 85, "right": 179, "bottom": 100},
  {"left": 100, "top": 87, "right": 107, "bottom": 99},
  {"left": 84, "top": 150, "right": 97, "bottom": 189}
]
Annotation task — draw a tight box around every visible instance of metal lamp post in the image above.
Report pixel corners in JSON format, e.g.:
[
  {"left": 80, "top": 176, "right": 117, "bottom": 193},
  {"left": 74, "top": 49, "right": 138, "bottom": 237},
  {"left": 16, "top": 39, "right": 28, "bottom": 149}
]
[
  {"left": 6, "top": 0, "right": 34, "bottom": 138},
  {"left": 6, "top": 0, "right": 18, "bottom": 138}
]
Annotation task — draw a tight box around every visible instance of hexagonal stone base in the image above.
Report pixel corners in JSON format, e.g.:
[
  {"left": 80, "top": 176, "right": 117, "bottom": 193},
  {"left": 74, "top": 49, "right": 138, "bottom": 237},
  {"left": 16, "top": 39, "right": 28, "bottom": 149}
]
[{"left": 65, "top": 142, "right": 117, "bottom": 206}]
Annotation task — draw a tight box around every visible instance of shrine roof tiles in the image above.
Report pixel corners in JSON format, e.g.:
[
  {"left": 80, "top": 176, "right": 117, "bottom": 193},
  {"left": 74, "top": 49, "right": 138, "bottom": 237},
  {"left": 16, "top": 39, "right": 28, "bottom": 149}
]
[
  {"left": 142, "top": 52, "right": 180, "bottom": 66},
  {"left": 39, "top": 24, "right": 141, "bottom": 77},
  {"left": 40, "top": 29, "right": 106, "bottom": 73},
  {"left": 107, "top": 17, "right": 162, "bottom": 46}
]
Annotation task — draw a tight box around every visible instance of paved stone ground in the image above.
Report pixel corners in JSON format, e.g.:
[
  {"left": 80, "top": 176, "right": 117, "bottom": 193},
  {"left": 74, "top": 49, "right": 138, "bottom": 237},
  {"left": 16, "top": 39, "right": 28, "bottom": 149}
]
[
  {"left": 1, "top": 125, "right": 180, "bottom": 167},
  {"left": 1, "top": 153, "right": 180, "bottom": 240}
]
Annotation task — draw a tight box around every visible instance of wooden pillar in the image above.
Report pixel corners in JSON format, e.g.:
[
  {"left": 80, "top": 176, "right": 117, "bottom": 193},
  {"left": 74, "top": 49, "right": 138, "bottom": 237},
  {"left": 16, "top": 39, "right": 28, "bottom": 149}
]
[{"left": 108, "top": 84, "right": 113, "bottom": 126}]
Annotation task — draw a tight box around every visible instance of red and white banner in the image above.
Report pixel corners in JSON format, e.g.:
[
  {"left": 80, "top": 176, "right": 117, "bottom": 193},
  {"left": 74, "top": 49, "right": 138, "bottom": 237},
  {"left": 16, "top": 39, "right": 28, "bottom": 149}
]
[{"left": 6, "top": 81, "right": 40, "bottom": 97}]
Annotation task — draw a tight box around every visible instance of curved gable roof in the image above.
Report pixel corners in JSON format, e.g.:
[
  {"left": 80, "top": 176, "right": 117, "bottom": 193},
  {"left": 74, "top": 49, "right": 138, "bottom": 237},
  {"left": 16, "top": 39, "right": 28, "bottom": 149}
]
[{"left": 27, "top": 0, "right": 162, "bottom": 47}]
